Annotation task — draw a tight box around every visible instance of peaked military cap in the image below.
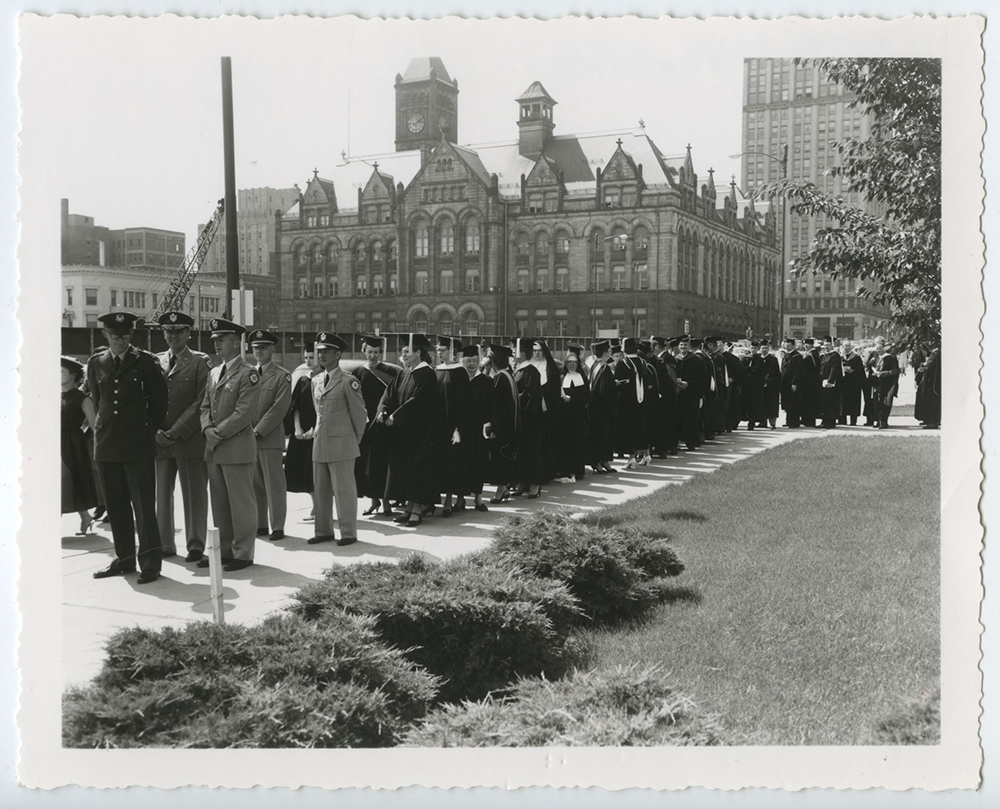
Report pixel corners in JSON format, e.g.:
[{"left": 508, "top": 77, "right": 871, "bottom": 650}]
[
  {"left": 98, "top": 311, "right": 140, "bottom": 329},
  {"left": 208, "top": 318, "right": 245, "bottom": 338},
  {"left": 158, "top": 311, "right": 195, "bottom": 329},
  {"left": 248, "top": 328, "right": 278, "bottom": 346},
  {"left": 315, "top": 331, "right": 347, "bottom": 351}
]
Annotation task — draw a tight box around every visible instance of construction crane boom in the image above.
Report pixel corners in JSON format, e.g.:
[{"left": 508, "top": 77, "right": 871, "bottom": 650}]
[{"left": 148, "top": 199, "right": 225, "bottom": 322}]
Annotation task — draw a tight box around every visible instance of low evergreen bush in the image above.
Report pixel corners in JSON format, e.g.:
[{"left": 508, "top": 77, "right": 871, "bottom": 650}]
[
  {"left": 290, "top": 554, "right": 583, "bottom": 703},
  {"left": 872, "top": 689, "right": 941, "bottom": 744},
  {"left": 483, "top": 510, "right": 685, "bottom": 626},
  {"left": 403, "top": 665, "right": 726, "bottom": 747},
  {"left": 63, "top": 612, "right": 438, "bottom": 748}
]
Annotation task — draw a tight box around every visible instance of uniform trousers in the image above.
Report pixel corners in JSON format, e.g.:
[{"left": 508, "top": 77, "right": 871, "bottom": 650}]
[
  {"left": 155, "top": 456, "right": 209, "bottom": 555},
  {"left": 207, "top": 461, "right": 257, "bottom": 561},
  {"left": 254, "top": 447, "right": 287, "bottom": 532},
  {"left": 97, "top": 458, "right": 161, "bottom": 574},
  {"left": 314, "top": 459, "right": 358, "bottom": 540}
]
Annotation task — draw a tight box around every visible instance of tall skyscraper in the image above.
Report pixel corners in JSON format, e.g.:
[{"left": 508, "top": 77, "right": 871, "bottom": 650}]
[
  {"left": 200, "top": 186, "right": 300, "bottom": 278},
  {"left": 741, "top": 58, "right": 890, "bottom": 341}
]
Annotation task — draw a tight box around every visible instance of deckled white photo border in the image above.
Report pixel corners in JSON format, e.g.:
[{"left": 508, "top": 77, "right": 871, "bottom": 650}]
[{"left": 14, "top": 12, "right": 985, "bottom": 791}]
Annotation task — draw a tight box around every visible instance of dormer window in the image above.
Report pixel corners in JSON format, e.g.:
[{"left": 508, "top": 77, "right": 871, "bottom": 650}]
[
  {"left": 319, "top": 213, "right": 329, "bottom": 227},
  {"left": 604, "top": 188, "right": 620, "bottom": 209},
  {"left": 527, "top": 193, "right": 543, "bottom": 213},
  {"left": 307, "top": 213, "right": 317, "bottom": 228}
]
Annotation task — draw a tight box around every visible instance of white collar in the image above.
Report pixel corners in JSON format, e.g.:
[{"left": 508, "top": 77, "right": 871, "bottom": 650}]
[
  {"left": 413, "top": 361, "right": 429, "bottom": 371},
  {"left": 221, "top": 355, "right": 242, "bottom": 372},
  {"left": 516, "top": 359, "right": 532, "bottom": 371}
]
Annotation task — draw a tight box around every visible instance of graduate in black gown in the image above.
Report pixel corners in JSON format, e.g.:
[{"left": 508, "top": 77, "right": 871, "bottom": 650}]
[
  {"left": 376, "top": 334, "right": 438, "bottom": 527},
  {"left": 742, "top": 340, "right": 767, "bottom": 430},
  {"left": 555, "top": 350, "right": 590, "bottom": 482},
  {"left": 352, "top": 335, "right": 399, "bottom": 517},
  {"left": 800, "top": 338, "right": 822, "bottom": 427},
  {"left": 433, "top": 337, "right": 471, "bottom": 517},
  {"left": 838, "top": 340, "right": 866, "bottom": 426},
  {"left": 486, "top": 344, "right": 521, "bottom": 503},
  {"left": 459, "top": 344, "right": 492, "bottom": 511},
  {"left": 914, "top": 345, "right": 941, "bottom": 429},
  {"left": 780, "top": 337, "right": 805, "bottom": 428},
  {"left": 818, "top": 336, "right": 844, "bottom": 428},
  {"left": 512, "top": 338, "right": 544, "bottom": 498},
  {"left": 760, "top": 340, "right": 782, "bottom": 429},
  {"left": 677, "top": 336, "right": 708, "bottom": 450},
  {"left": 615, "top": 337, "right": 646, "bottom": 468},
  {"left": 586, "top": 339, "right": 617, "bottom": 474},
  {"left": 530, "top": 339, "right": 562, "bottom": 482},
  {"left": 871, "top": 341, "right": 901, "bottom": 429}
]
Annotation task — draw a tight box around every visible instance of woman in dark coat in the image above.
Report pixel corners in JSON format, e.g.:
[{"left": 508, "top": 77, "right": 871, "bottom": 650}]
[
  {"left": 458, "top": 345, "right": 492, "bottom": 511},
  {"left": 914, "top": 345, "right": 941, "bottom": 428},
  {"left": 352, "top": 336, "right": 400, "bottom": 517},
  {"left": 377, "top": 334, "right": 439, "bottom": 527},
  {"left": 555, "top": 352, "right": 590, "bottom": 482},
  {"left": 61, "top": 356, "right": 99, "bottom": 534},
  {"left": 513, "top": 338, "right": 544, "bottom": 498},
  {"left": 284, "top": 347, "right": 321, "bottom": 522},
  {"left": 486, "top": 344, "right": 520, "bottom": 503},
  {"left": 838, "top": 341, "right": 866, "bottom": 426}
]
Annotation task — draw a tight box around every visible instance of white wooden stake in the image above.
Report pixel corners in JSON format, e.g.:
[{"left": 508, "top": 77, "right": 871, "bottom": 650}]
[{"left": 206, "top": 526, "right": 225, "bottom": 625}]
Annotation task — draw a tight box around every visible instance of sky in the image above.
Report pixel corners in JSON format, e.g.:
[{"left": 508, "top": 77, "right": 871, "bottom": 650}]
[{"left": 22, "top": 15, "right": 762, "bottom": 248}]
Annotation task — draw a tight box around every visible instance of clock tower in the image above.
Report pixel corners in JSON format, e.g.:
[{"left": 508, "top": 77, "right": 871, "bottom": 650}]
[{"left": 395, "top": 57, "right": 459, "bottom": 162}]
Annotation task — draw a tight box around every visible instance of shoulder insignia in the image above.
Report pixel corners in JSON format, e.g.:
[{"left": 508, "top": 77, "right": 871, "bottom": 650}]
[
  {"left": 205, "top": 356, "right": 214, "bottom": 368},
  {"left": 249, "top": 371, "right": 260, "bottom": 385},
  {"left": 350, "top": 379, "right": 360, "bottom": 391},
  {"left": 285, "top": 372, "right": 292, "bottom": 382}
]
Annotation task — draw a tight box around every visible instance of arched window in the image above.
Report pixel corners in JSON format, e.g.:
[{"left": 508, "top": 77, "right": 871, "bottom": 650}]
[
  {"left": 462, "top": 310, "right": 480, "bottom": 337},
  {"left": 295, "top": 245, "right": 306, "bottom": 266},
  {"left": 355, "top": 242, "right": 366, "bottom": 263},
  {"left": 414, "top": 223, "right": 429, "bottom": 258},
  {"left": 516, "top": 233, "right": 531, "bottom": 256},
  {"left": 312, "top": 244, "right": 323, "bottom": 266},
  {"left": 440, "top": 222, "right": 455, "bottom": 256},
  {"left": 591, "top": 229, "right": 605, "bottom": 253},
  {"left": 611, "top": 226, "right": 627, "bottom": 253},
  {"left": 411, "top": 312, "right": 428, "bottom": 333},
  {"left": 632, "top": 226, "right": 649, "bottom": 253},
  {"left": 387, "top": 240, "right": 397, "bottom": 262},
  {"left": 535, "top": 232, "right": 549, "bottom": 256},
  {"left": 325, "top": 243, "right": 338, "bottom": 266},
  {"left": 371, "top": 242, "right": 383, "bottom": 262},
  {"left": 554, "top": 230, "right": 570, "bottom": 255},
  {"left": 438, "top": 310, "right": 454, "bottom": 335},
  {"left": 464, "top": 220, "right": 480, "bottom": 255}
]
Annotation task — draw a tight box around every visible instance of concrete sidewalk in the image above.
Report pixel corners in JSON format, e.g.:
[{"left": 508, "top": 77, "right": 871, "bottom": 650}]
[{"left": 61, "top": 416, "right": 936, "bottom": 687}]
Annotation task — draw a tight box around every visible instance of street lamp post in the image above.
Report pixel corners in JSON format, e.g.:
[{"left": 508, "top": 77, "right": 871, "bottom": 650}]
[{"left": 730, "top": 145, "right": 788, "bottom": 338}]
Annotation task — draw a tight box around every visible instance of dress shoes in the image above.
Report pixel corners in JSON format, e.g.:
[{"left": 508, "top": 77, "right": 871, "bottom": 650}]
[
  {"left": 185, "top": 550, "right": 204, "bottom": 563},
  {"left": 197, "top": 556, "right": 234, "bottom": 568},
  {"left": 223, "top": 559, "right": 254, "bottom": 572},
  {"left": 336, "top": 536, "right": 357, "bottom": 547},
  {"left": 137, "top": 570, "right": 160, "bottom": 585},
  {"left": 256, "top": 528, "right": 270, "bottom": 537},
  {"left": 307, "top": 535, "right": 336, "bottom": 545},
  {"left": 269, "top": 530, "right": 285, "bottom": 541},
  {"left": 93, "top": 562, "right": 136, "bottom": 579}
]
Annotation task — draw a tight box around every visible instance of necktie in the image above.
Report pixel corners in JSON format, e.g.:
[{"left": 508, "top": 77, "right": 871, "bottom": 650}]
[
  {"left": 324, "top": 372, "right": 330, "bottom": 387},
  {"left": 218, "top": 364, "right": 227, "bottom": 384},
  {"left": 169, "top": 355, "right": 177, "bottom": 372},
  {"left": 113, "top": 355, "right": 121, "bottom": 372}
]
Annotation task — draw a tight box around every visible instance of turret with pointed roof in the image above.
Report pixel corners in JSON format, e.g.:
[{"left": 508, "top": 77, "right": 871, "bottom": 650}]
[{"left": 516, "top": 81, "right": 557, "bottom": 159}]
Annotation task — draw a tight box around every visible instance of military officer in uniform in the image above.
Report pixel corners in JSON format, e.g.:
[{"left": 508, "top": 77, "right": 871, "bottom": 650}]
[
  {"left": 310, "top": 332, "right": 368, "bottom": 547},
  {"left": 198, "top": 318, "right": 261, "bottom": 571},
  {"left": 88, "top": 311, "right": 169, "bottom": 584},
  {"left": 248, "top": 329, "right": 292, "bottom": 541},
  {"left": 154, "top": 311, "right": 212, "bottom": 563}
]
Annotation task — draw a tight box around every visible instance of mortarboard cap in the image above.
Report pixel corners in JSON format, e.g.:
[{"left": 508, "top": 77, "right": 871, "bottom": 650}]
[
  {"left": 460, "top": 344, "right": 481, "bottom": 358},
  {"left": 361, "top": 334, "right": 385, "bottom": 350},
  {"left": 488, "top": 343, "right": 512, "bottom": 364},
  {"left": 590, "top": 339, "right": 611, "bottom": 355}
]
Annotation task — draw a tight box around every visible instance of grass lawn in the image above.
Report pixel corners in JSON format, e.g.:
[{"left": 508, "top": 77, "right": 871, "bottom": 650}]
[{"left": 582, "top": 435, "right": 940, "bottom": 745}]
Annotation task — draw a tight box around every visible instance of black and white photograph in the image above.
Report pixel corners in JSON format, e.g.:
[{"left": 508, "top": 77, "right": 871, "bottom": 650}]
[{"left": 12, "top": 10, "right": 987, "bottom": 794}]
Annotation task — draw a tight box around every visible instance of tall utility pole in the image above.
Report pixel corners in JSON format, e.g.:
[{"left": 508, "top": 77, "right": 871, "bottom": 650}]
[{"left": 221, "top": 57, "right": 240, "bottom": 320}]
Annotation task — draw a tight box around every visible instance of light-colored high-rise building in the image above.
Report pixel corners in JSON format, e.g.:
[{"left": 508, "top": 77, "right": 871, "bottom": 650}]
[
  {"left": 200, "top": 186, "right": 300, "bottom": 278},
  {"left": 741, "top": 58, "right": 890, "bottom": 341}
]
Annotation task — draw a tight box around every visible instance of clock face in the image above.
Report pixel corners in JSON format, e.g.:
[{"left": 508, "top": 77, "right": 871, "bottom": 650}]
[{"left": 407, "top": 113, "right": 425, "bottom": 134}]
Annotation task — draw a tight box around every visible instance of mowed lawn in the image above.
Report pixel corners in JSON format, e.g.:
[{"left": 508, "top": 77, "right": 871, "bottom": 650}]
[{"left": 583, "top": 436, "right": 940, "bottom": 745}]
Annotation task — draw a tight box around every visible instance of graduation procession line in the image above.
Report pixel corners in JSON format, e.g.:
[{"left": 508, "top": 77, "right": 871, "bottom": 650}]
[{"left": 60, "top": 414, "right": 935, "bottom": 687}]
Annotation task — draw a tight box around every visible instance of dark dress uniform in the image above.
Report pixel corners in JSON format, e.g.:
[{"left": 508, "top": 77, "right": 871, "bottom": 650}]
[
  {"left": 352, "top": 362, "right": 399, "bottom": 500},
  {"left": 252, "top": 360, "right": 292, "bottom": 536},
  {"left": 780, "top": 350, "right": 805, "bottom": 427},
  {"left": 839, "top": 352, "right": 866, "bottom": 425},
  {"left": 87, "top": 343, "right": 169, "bottom": 575},
  {"left": 378, "top": 364, "right": 439, "bottom": 506},
  {"left": 819, "top": 350, "right": 844, "bottom": 427},
  {"left": 155, "top": 344, "right": 212, "bottom": 557}
]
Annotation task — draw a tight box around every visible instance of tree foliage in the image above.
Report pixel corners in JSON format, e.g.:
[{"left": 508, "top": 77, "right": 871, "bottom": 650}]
[{"left": 759, "top": 58, "right": 941, "bottom": 348}]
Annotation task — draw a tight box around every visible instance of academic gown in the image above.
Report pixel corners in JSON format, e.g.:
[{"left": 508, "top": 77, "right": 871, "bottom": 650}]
[
  {"left": 487, "top": 369, "right": 520, "bottom": 484},
  {"left": 352, "top": 362, "right": 400, "bottom": 499},
  {"left": 819, "top": 351, "right": 844, "bottom": 425},
  {"left": 514, "top": 362, "right": 544, "bottom": 485},
  {"left": 914, "top": 349, "right": 941, "bottom": 426},
  {"left": 434, "top": 364, "right": 471, "bottom": 497},
  {"left": 723, "top": 351, "right": 747, "bottom": 430},
  {"left": 800, "top": 349, "right": 822, "bottom": 424},
  {"left": 839, "top": 352, "right": 865, "bottom": 420},
  {"left": 780, "top": 351, "right": 805, "bottom": 421},
  {"left": 762, "top": 354, "right": 781, "bottom": 422},
  {"left": 586, "top": 360, "right": 617, "bottom": 464},
  {"left": 677, "top": 352, "right": 708, "bottom": 450},
  {"left": 742, "top": 354, "right": 767, "bottom": 425},
  {"left": 614, "top": 355, "right": 645, "bottom": 455},
  {"left": 378, "top": 365, "right": 438, "bottom": 505},
  {"left": 465, "top": 372, "right": 493, "bottom": 494},
  {"left": 658, "top": 352, "right": 680, "bottom": 452},
  {"left": 556, "top": 371, "right": 590, "bottom": 478}
]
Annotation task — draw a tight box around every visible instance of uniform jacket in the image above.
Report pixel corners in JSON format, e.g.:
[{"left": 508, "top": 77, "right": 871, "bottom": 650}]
[
  {"left": 200, "top": 358, "right": 261, "bottom": 464},
  {"left": 312, "top": 366, "right": 368, "bottom": 464},
  {"left": 252, "top": 362, "right": 292, "bottom": 449},
  {"left": 156, "top": 345, "right": 212, "bottom": 460},
  {"left": 87, "top": 344, "right": 169, "bottom": 463}
]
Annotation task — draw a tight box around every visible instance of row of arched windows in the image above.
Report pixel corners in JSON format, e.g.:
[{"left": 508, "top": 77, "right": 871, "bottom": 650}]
[
  {"left": 676, "top": 227, "right": 777, "bottom": 307},
  {"left": 408, "top": 309, "right": 481, "bottom": 337}
]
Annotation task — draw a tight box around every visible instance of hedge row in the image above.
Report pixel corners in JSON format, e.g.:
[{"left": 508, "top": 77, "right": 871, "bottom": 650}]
[
  {"left": 64, "top": 510, "right": 693, "bottom": 747},
  {"left": 63, "top": 613, "right": 438, "bottom": 748},
  {"left": 403, "top": 665, "right": 725, "bottom": 747}
]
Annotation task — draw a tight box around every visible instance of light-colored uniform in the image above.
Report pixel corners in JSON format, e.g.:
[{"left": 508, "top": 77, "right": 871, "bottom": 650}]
[
  {"left": 252, "top": 361, "right": 292, "bottom": 533},
  {"left": 312, "top": 366, "right": 368, "bottom": 541},
  {"left": 200, "top": 356, "right": 261, "bottom": 561},
  {"left": 155, "top": 345, "right": 212, "bottom": 555}
]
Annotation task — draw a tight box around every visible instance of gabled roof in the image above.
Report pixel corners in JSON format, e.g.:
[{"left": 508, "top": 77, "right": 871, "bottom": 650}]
[
  {"left": 283, "top": 152, "right": 423, "bottom": 217},
  {"left": 449, "top": 143, "right": 493, "bottom": 187},
  {"left": 401, "top": 57, "right": 453, "bottom": 85}
]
